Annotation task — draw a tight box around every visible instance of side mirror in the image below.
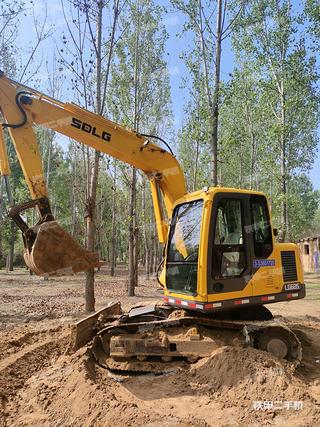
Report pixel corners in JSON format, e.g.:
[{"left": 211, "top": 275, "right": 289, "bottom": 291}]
[{"left": 273, "top": 228, "right": 278, "bottom": 237}]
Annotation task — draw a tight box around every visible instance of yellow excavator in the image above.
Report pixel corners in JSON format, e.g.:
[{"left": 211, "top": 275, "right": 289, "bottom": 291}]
[{"left": 0, "top": 71, "right": 305, "bottom": 371}]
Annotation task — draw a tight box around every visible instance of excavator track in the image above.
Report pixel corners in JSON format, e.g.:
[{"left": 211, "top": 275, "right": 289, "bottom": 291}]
[
  {"left": 87, "top": 306, "right": 302, "bottom": 374},
  {"left": 105, "top": 358, "right": 186, "bottom": 374}
]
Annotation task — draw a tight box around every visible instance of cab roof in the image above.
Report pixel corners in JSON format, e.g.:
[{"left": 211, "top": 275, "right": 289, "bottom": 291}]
[{"left": 174, "top": 186, "right": 266, "bottom": 207}]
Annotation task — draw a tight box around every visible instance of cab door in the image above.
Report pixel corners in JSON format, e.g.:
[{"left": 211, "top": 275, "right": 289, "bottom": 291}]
[
  {"left": 249, "top": 194, "right": 277, "bottom": 295},
  {"left": 207, "top": 193, "right": 252, "bottom": 297}
]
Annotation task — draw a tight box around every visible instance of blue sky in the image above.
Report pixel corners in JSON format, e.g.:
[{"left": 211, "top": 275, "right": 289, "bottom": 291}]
[{"left": 16, "top": 0, "right": 320, "bottom": 190}]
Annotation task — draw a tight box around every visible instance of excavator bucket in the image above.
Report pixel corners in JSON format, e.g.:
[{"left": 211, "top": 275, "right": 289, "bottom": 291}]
[{"left": 23, "top": 221, "right": 103, "bottom": 276}]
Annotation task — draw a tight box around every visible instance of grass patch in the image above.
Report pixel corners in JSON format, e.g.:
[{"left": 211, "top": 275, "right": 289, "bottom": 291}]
[
  {"left": 305, "top": 282, "right": 320, "bottom": 289},
  {"left": 305, "top": 295, "right": 320, "bottom": 300},
  {"left": 305, "top": 282, "right": 320, "bottom": 300}
]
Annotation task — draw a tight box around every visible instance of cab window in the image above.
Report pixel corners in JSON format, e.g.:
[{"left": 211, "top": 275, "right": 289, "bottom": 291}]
[
  {"left": 166, "top": 200, "right": 203, "bottom": 295},
  {"left": 250, "top": 195, "right": 273, "bottom": 258},
  {"left": 212, "top": 199, "right": 246, "bottom": 278}
]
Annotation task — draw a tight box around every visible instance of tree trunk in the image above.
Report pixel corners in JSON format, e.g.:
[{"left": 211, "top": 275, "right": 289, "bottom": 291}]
[
  {"left": 128, "top": 167, "right": 137, "bottom": 296},
  {"left": 71, "top": 144, "right": 77, "bottom": 237},
  {"left": 279, "top": 89, "right": 287, "bottom": 242},
  {"left": 85, "top": 151, "right": 100, "bottom": 312},
  {"left": 149, "top": 234, "right": 154, "bottom": 275},
  {"left": 128, "top": 1, "right": 141, "bottom": 295},
  {"left": 142, "top": 180, "right": 150, "bottom": 279},
  {"left": 193, "top": 134, "right": 199, "bottom": 191},
  {"left": 83, "top": 0, "right": 119, "bottom": 310},
  {"left": 85, "top": 0, "right": 103, "bottom": 313},
  {"left": 238, "top": 142, "right": 243, "bottom": 188},
  {"left": 152, "top": 237, "right": 158, "bottom": 275},
  {"left": 245, "top": 100, "right": 256, "bottom": 190},
  {"left": 110, "top": 160, "right": 117, "bottom": 276},
  {"left": 8, "top": 221, "right": 15, "bottom": 271},
  {"left": 134, "top": 214, "right": 139, "bottom": 286},
  {"left": 211, "top": 0, "right": 222, "bottom": 186}
]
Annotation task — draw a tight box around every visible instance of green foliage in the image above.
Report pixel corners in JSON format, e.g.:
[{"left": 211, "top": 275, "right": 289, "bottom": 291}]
[
  {"left": 287, "top": 175, "right": 319, "bottom": 239},
  {"left": 305, "top": 0, "right": 320, "bottom": 42},
  {"left": 109, "top": 0, "right": 172, "bottom": 132},
  {"left": 177, "top": 0, "right": 320, "bottom": 240},
  {"left": 177, "top": 101, "right": 211, "bottom": 191}
]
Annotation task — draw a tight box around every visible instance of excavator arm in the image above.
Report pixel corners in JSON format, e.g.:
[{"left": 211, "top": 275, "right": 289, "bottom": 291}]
[{"left": 0, "top": 71, "right": 186, "bottom": 275}]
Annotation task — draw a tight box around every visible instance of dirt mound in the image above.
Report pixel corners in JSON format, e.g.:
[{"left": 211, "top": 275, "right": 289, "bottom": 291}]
[
  {"left": 191, "top": 346, "right": 296, "bottom": 393},
  {"left": 3, "top": 326, "right": 319, "bottom": 427},
  {"left": 6, "top": 350, "right": 184, "bottom": 427},
  {"left": 1, "top": 270, "right": 319, "bottom": 426},
  {"left": 0, "top": 323, "right": 69, "bottom": 427},
  {"left": 188, "top": 346, "right": 318, "bottom": 424}
]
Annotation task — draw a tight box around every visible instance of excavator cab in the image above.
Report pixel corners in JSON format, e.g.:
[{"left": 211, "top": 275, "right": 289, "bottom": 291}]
[{"left": 163, "top": 188, "right": 305, "bottom": 312}]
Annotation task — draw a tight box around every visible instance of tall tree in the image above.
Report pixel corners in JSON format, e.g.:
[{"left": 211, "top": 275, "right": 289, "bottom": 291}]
[
  {"left": 172, "top": 0, "right": 243, "bottom": 185},
  {"left": 110, "top": 159, "right": 117, "bottom": 276},
  {"left": 60, "top": 0, "right": 121, "bottom": 312},
  {"left": 218, "top": 64, "right": 273, "bottom": 190},
  {"left": 232, "top": 0, "right": 319, "bottom": 241},
  {"left": 109, "top": 0, "right": 172, "bottom": 295}
]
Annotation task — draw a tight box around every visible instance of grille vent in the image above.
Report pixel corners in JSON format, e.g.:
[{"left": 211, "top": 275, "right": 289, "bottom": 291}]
[{"left": 281, "top": 251, "right": 297, "bottom": 282}]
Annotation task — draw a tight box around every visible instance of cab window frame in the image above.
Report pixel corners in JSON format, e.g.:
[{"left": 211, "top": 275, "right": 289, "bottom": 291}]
[
  {"left": 166, "top": 198, "right": 204, "bottom": 296},
  {"left": 212, "top": 197, "right": 247, "bottom": 279},
  {"left": 250, "top": 194, "right": 273, "bottom": 259}
]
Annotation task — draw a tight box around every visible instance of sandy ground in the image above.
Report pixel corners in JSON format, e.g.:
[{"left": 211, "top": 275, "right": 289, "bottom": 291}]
[{"left": 0, "top": 267, "right": 319, "bottom": 427}]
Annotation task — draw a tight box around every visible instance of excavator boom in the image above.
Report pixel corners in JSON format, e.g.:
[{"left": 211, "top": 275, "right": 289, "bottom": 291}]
[{"left": 0, "top": 72, "right": 186, "bottom": 275}]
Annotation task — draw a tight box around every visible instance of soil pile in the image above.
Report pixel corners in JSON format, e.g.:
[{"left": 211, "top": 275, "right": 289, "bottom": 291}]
[
  {"left": 0, "top": 324, "right": 68, "bottom": 424},
  {"left": 2, "top": 324, "right": 319, "bottom": 427}
]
